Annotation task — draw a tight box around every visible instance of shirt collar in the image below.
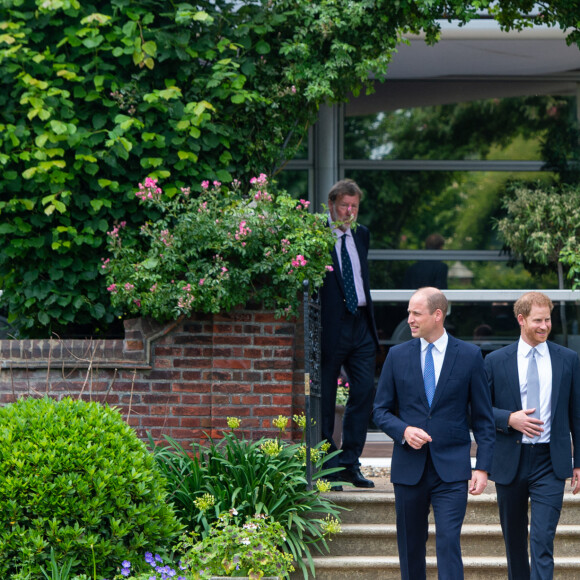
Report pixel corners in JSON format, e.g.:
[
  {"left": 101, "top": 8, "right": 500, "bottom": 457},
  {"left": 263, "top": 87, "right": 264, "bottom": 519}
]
[
  {"left": 518, "top": 337, "right": 548, "bottom": 358},
  {"left": 421, "top": 330, "right": 448, "bottom": 353}
]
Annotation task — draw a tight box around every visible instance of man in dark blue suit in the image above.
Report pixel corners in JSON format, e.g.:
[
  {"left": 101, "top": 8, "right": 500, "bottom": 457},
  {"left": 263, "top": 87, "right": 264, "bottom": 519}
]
[
  {"left": 485, "top": 291, "right": 580, "bottom": 580},
  {"left": 373, "top": 287, "right": 495, "bottom": 580},
  {"left": 320, "top": 179, "right": 379, "bottom": 489}
]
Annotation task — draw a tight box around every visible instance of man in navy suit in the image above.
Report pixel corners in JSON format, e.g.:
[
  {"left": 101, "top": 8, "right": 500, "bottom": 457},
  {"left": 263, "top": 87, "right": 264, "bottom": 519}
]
[
  {"left": 320, "top": 179, "right": 379, "bottom": 489},
  {"left": 373, "top": 287, "right": 494, "bottom": 579},
  {"left": 485, "top": 291, "right": 580, "bottom": 579}
]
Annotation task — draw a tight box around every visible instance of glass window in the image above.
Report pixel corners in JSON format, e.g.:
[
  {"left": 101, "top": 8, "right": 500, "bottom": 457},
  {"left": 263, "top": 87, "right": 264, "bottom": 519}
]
[
  {"left": 274, "top": 170, "right": 309, "bottom": 199},
  {"left": 346, "top": 169, "right": 555, "bottom": 251},
  {"left": 374, "top": 301, "right": 580, "bottom": 359},
  {"left": 344, "top": 96, "right": 577, "bottom": 161}
]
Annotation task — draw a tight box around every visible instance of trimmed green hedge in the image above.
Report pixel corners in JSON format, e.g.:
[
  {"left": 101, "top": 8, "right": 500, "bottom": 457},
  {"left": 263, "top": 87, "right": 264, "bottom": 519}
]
[{"left": 0, "top": 396, "right": 182, "bottom": 579}]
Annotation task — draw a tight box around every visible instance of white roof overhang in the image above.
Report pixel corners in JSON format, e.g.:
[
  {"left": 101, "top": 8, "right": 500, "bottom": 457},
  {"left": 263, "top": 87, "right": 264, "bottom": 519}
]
[{"left": 346, "top": 19, "right": 580, "bottom": 114}]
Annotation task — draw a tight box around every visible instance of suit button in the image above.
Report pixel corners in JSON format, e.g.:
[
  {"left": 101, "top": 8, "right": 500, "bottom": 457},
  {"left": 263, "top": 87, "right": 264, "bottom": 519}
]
[{"left": 516, "top": 440, "right": 521, "bottom": 445}]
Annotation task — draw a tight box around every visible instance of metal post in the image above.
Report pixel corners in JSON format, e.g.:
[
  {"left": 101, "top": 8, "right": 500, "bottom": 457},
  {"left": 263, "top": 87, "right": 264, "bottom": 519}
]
[{"left": 303, "top": 280, "right": 313, "bottom": 490}]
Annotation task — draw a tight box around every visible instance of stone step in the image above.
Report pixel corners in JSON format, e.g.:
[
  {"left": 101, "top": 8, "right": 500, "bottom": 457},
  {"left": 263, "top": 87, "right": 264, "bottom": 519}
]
[
  {"left": 291, "top": 556, "right": 580, "bottom": 580},
  {"left": 327, "top": 523, "right": 580, "bottom": 558},
  {"left": 329, "top": 491, "right": 580, "bottom": 525}
]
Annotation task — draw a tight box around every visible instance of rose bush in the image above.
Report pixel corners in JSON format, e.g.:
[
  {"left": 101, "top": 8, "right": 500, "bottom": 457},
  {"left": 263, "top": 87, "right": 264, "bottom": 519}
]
[{"left": 103, "top": 175, "right": 335, "bottom": 320}]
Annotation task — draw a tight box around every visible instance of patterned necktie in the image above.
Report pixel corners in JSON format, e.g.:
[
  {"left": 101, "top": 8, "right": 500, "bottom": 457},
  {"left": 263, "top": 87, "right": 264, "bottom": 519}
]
[
  {"left": 424, "top": 343, "right": 436, "bottom": 407},
  {"left": 527, "top": 347, "right": 540, "bottom": 422},
  {"left": 341, "top": 234, "right": 358, "bottom": 314}
]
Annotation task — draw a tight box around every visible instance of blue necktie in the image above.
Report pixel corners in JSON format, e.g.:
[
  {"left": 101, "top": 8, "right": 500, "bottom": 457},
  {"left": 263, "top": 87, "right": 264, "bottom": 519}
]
[
  {"left": 341, "top": 234, "right": 358, "bottom": 314},
  {"left": 424, "top": 343, "right": 436, "bottom": 406}
]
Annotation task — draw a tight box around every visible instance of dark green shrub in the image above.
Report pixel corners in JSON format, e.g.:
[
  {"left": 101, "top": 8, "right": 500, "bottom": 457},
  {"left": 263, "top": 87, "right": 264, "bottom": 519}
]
[
  {"left": 0, "top": 396, "right": 182, "bottom": 579},
  {"left": 149, "top": 418, "right": 343, "bottom": 579}
]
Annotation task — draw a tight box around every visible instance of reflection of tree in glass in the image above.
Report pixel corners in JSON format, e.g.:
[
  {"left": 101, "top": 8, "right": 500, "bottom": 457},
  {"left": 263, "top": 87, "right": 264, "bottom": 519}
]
[{"left": 344, "top": 96, "right": 578, "bottom": 254}]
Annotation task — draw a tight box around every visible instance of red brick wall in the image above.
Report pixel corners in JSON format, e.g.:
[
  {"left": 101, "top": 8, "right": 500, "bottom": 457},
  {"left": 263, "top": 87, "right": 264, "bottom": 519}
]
[{"left": 0, "top": 308, "right": 307, "bottom": 445}]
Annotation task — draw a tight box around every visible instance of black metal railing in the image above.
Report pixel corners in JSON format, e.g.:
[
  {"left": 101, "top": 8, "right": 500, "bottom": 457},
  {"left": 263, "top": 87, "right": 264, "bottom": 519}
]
[{"left": 303, "top": 280, "right": 322, "bottom": 489}]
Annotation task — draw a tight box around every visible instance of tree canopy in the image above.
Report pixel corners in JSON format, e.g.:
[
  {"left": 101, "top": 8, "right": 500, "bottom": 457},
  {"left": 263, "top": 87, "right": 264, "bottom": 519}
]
[{"left": 1, "top": 0, "right": 578, "bottom": 337}]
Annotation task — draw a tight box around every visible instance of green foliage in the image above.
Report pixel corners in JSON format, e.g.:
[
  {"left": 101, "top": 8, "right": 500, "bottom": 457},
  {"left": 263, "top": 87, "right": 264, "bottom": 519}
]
[
  {"left": 39, "top": 549, "right": 74, "bottom": 580},
  {"left": 103, "top": 175, "right": 335, "bottom": 321},
  {"left": 495, "top": 181, "right": 580, "bottom": 272},
  {"left": 0, "top": 397, "right": 183, "bottom": 579},
  {"left": 149, "top": 418, "right": 343, "bottom": 579},
  {"left": 179, "top": 512, "right": 295, "bottom": 579},
  {"left": 2, "top": 0, "right": 574, "bottom": 336}
]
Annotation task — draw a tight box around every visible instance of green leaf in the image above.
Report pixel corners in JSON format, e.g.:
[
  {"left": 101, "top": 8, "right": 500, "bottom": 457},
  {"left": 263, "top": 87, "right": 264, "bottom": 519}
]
[
  {"left": 90, "top": 199, "right": 104, "bottom": 212},
  {"left": 37, "top": 311, "right": 50, "bottom": 325},
  {"left": 142, "top": 41, "right": 157, "bottom": 57},
  {"left": 49, "top": 120, "right": 68, "bottom": 135},
  {"left": 22, "top": 167, "right": 37, "bottom": 179},
  {"left": 255, "top": 40, "right": 271, "bottom": 55},
  {"left": 141, "top": 258, "right": 159, "bottom": 269},
  {"left": 140, "top": 157, "right": 163, "bottom": 168}
]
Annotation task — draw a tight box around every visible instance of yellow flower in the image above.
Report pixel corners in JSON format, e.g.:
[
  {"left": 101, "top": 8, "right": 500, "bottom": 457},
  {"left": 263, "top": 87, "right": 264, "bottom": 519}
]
[
  {"left": 227, "top": 416, "right": 241, "bottom": 429},
  {"left": 273, "top": 414, "right": 289, "bottom": 432},
  {"left": 293, "top": 413, "right": 307, "bottom": 430},
  {"left": 194, "top": 492, "right": 216, "bottom": 512},
  {"left": 321, "top": 515, "right": 342, "bottom": 536},
  {"left": 260, "top": 439, "right": 283, "bottom": 457}
]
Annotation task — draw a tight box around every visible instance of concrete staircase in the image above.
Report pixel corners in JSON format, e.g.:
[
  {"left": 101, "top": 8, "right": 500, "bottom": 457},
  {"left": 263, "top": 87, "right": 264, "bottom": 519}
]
[{"left": 299, "top": 487, "right": 580, "bottom": 579}]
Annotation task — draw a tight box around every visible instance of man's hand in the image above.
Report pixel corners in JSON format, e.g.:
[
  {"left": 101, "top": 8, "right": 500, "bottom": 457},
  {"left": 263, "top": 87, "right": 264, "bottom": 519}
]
[
  {"left": 571, "top": 468, "right": 580, "bottom": 495},
  {"left": 469, "top": 469, "right": 488, "bottom": 495},
  {"left": 403, "top": 426, "right": 432, "bottom": 450},
  {"left": 508, "top": 409, "right": 544, "bottom": 438}
]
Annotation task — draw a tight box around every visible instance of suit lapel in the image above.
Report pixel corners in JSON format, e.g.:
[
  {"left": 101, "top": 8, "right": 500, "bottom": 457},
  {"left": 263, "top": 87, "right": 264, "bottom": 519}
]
[
  {"left": 330, "top": 244, "right": 346, "bottom": 296},
  {"left": 430, "top": 335, "right": 458, "bottom": 409},
  {"left": 410, "top": 339, "right": 429, "bottom": 408},
  {"left": 501, "top": 342, "right": 522, "bottom": 410},
  {"left": 548, "top": 342, "right": 563, "bottom": 417}
]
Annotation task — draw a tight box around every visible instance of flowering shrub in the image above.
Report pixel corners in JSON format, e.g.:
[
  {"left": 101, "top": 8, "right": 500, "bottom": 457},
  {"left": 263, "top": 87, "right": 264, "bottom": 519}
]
[
  {"left": 104, "top": 175, "right": 335, "bottom": 320},
  {"left": 179, "top": 511, "right": 295, "bottom": 579},
  {"left": 150, "top": 415, "right": 343, "bottom": 579}
]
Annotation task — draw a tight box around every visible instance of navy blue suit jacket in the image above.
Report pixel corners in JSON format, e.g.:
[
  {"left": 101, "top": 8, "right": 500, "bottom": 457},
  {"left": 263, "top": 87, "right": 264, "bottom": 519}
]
[
  {"left": 319, "top": 224, "right": 379, "bottom": 356},
  {"left": 484, "top": 340, "right": 580, "bottom": 484},
  {"left": 373, "top": 335, "right": 495, "bottom": 485}
]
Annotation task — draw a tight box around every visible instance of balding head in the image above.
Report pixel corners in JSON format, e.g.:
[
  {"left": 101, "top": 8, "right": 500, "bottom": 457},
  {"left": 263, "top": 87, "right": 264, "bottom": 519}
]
[
  {"left": 414, "top": 287, "right": 448, "bottom": 318},
  {"left": 407, "top": 287, "right": 447, "bottom": 343}
]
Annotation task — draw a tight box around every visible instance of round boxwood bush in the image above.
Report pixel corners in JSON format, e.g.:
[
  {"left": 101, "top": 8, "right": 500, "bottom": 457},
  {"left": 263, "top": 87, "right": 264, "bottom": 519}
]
[{"left": 0, "top": 396, "right": 182, "bottom": 578}]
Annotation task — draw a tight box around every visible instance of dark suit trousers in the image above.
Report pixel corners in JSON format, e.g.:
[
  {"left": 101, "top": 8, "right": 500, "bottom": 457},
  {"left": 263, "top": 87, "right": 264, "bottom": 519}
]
[
  {"left": 496, "top": 444, "right": 565, "bottom": 580},
  {"left": 394, "top": 449, "right": 467, "bottom": 580},
  {"left": 321, "top": 308, "right": 376, "bottom": 469}
]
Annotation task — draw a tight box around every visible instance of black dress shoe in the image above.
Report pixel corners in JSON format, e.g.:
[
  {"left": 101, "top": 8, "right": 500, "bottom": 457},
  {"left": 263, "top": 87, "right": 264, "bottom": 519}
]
[{"left": 341, "top": 468, "right": 375, "bottom": 488}]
